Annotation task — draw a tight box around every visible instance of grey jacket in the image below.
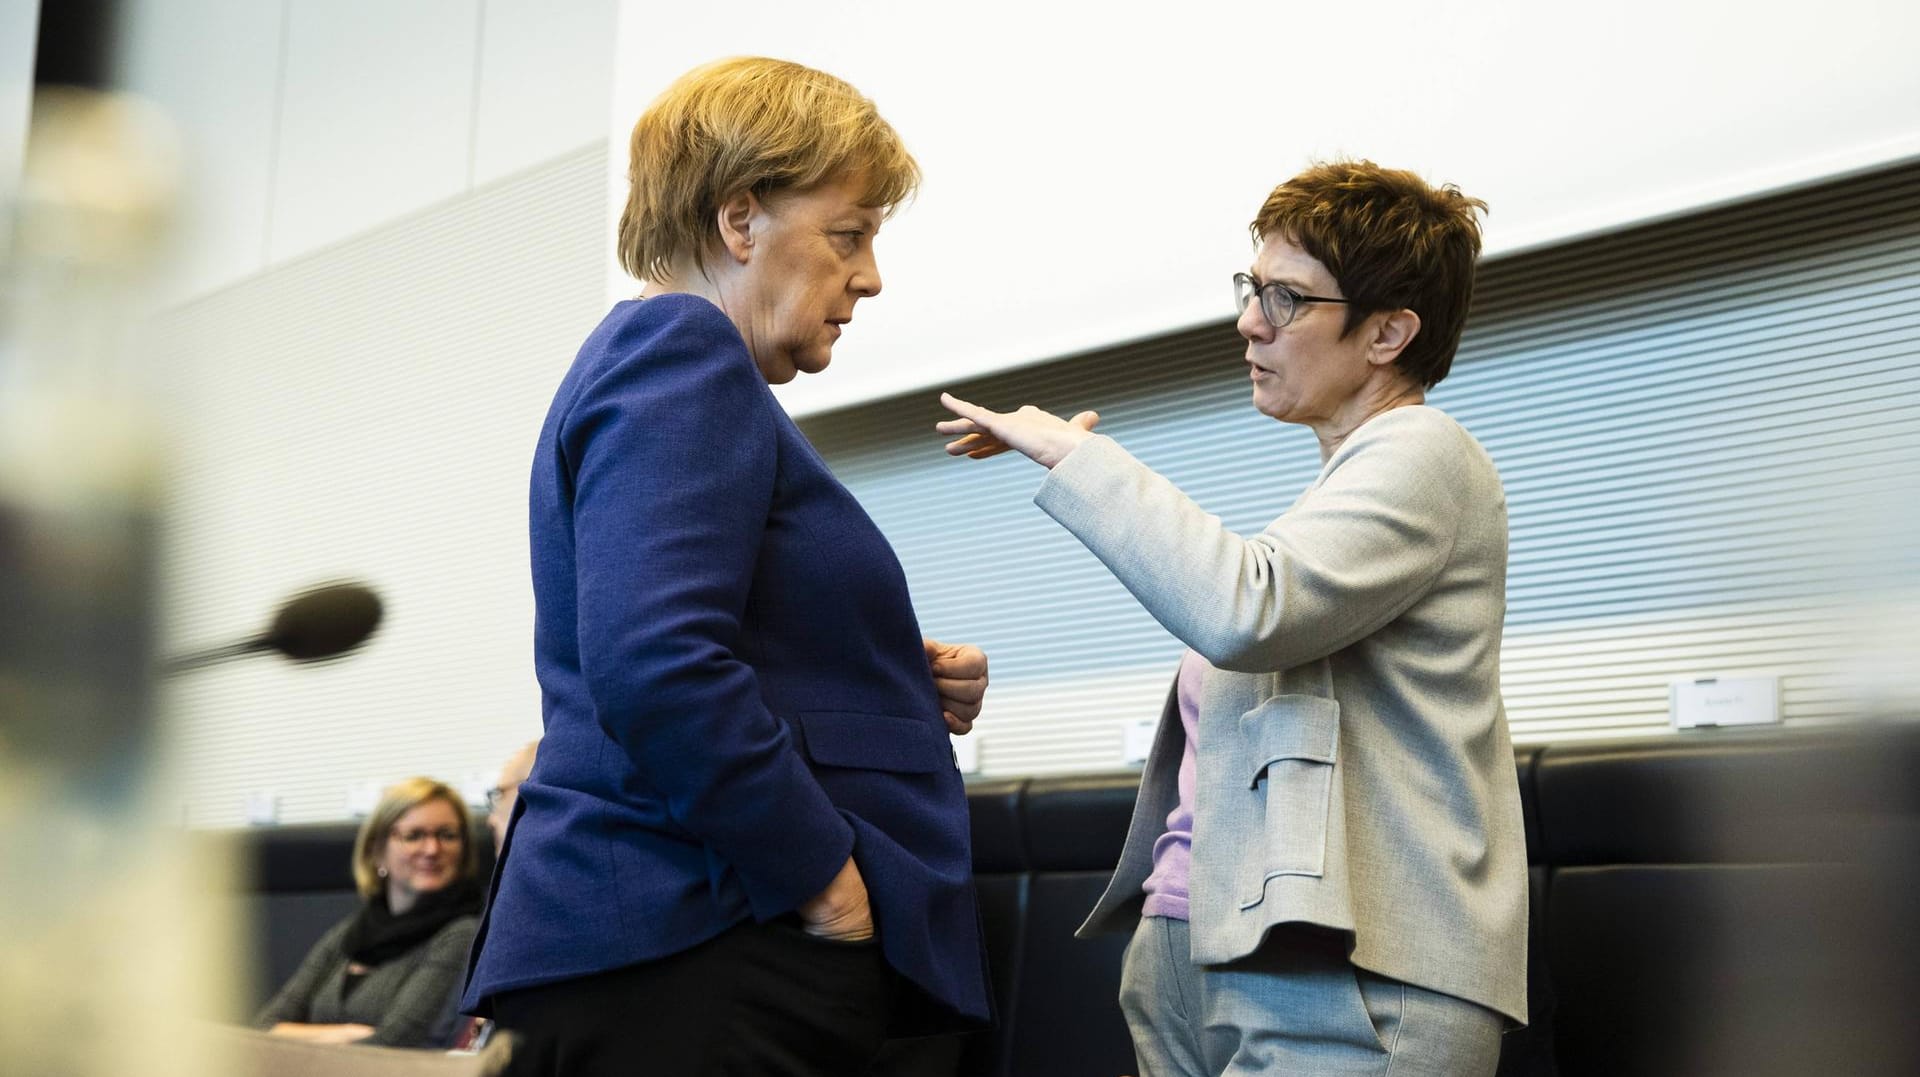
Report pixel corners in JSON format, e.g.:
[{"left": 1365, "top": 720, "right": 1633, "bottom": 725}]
[
  {"left": 1036, "top": 406, "right": 1528, "bottom": 1024},
  {"left": 253, "top": 912, "right": 479, "bottom": 1047}
]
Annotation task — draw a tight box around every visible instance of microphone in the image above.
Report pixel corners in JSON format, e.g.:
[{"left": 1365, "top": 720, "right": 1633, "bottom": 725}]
[{"left": 162, "top": 582, "right": 384, "bottom": 674}]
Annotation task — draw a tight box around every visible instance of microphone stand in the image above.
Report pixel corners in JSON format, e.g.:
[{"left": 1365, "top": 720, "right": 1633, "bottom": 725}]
[{"left": 159, "top": 638, "right": 274, "bottom": 675}]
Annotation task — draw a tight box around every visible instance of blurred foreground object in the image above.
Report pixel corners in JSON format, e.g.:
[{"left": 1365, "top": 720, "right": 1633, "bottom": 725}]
[
  {"left": 163, "top": 581, "right": 385, "bottom": 674},
  {"left": 0, "top": 59, "right": 235, "bottom": 1077},
  {"left": 1, "top": 85, "right": 177, "bottom": 763}
]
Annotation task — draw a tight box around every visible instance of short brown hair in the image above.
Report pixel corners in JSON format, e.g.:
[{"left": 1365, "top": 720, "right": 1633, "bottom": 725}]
[
  {"left": 1251, "top": 160, "right": 1487, "bottom": 388},
  {"left": 351, "top": 777, "right": 475, "bottom": 898},
  {"left": 618, "top": 56, "right": 921, "bottom": 283}
]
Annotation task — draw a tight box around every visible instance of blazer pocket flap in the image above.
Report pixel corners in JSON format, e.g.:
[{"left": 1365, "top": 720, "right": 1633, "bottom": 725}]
[
  {"left": 1240, "top": 695, "right": 1340, "bottom": 785},
  {"left": 799, "top": 710, "right": 949, "bottom": 774}
]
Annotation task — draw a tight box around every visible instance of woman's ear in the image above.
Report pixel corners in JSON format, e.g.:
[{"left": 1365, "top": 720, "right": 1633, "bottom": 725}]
[
  {"left": 1368, "top": 308, "right": 1422, "bottom": 367},
  {"left": 715, "top": 190, "right": 759, "bottom": 265}
]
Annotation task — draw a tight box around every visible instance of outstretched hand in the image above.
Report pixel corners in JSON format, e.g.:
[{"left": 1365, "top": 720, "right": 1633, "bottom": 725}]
[{"left": 937, "top": 392, "right": 1100, "bottom": 469}]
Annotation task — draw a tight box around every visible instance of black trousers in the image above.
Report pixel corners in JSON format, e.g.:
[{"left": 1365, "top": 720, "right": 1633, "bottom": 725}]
[{"left": 491, "top": 917, "right": 895, "bottom": 1077}]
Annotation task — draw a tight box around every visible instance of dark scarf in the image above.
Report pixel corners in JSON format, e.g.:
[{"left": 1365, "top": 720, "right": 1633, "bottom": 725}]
[{"left": 342, "top": 876, "right": 483, "bottom": 966}]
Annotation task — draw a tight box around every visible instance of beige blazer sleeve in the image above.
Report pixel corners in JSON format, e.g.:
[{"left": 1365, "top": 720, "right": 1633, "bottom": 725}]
[{"left": 1033, "top": 411, "right": 1475, "bottom": 673}]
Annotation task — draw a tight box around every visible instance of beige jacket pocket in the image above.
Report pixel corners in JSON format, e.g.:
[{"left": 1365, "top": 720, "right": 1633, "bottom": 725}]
[{"left": 1237, "top": 694, "right": 1340, "bottom": 907}]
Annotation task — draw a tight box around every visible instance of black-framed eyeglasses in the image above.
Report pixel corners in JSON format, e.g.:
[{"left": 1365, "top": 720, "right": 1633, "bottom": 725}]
[{"left": 1233, "top": 272, "right": 1352, "bottom": 329}]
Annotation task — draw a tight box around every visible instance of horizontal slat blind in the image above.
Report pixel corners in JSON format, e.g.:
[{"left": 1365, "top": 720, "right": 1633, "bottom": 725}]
[{"left": 804, "top": 163, "right": 1920, "bottom": 774}]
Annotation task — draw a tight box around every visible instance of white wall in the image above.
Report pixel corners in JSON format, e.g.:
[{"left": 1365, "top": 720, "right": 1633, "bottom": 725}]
[
  {"left": 116, "top": 0, "right": 618, "bottom": 306},
  {"left": 121, "top": 1, "right": 622, "bottom": 824},
  {"left": 607, "top": 0, "right": 1920, "bottom": 417},
  {"left": 156, "top": 145, "right": 609, "bottom": 828}
]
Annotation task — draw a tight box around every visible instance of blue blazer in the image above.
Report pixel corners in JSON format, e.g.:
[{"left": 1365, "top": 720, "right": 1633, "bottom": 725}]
[{"left": 462, "top": 295, "right": 987, "bottom": 1030}]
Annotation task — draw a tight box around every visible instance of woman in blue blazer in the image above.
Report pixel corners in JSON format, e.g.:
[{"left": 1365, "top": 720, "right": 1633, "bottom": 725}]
[{"left": 461, "top": 57, "right": 990, "bottom": 1075}]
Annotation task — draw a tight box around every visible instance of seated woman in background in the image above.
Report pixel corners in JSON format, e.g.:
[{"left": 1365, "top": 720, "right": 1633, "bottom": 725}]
[{"left": 254, "top": 777, "right": 481, "bottom": 1047}]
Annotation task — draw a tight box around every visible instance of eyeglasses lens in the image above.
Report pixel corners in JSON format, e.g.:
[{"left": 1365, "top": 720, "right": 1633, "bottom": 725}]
[
  {"left": 394, "top": 827, "right": 462, "bottom": 846},
  {"left": 1233, "top": 274, "right": 1293, "bottom": 328},
  {"left": 1234, "top": 274, "right": 1255, "bottom": 316},
  {"left": 1262, "top": 287, "right": 1294, "bottom": 328}
]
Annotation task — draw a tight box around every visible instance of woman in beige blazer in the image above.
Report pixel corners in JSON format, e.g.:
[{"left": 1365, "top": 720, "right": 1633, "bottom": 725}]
[{"left": 937, "top": 160, "right": 1528, "bottom": 1077}]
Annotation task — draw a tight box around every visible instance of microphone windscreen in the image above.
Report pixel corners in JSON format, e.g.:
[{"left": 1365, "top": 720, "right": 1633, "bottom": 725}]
[{"left": 264, "top": 582, "right": 383, "bottom": 661}]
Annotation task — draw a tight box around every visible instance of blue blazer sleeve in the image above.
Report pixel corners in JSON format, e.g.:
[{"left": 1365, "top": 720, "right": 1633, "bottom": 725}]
[{"left": 558, "top": 305, "right": 854, "bottom": 919}]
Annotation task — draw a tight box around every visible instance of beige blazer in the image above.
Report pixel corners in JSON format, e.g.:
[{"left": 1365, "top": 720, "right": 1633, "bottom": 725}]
[{"left": 1035, "top": 405, "right": 1528, "bottom": 1025}]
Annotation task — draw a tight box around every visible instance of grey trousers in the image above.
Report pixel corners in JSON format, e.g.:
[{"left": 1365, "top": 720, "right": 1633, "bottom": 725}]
[{"left": 1118, "top": 916, "right": 1503, "bottom": 1077}]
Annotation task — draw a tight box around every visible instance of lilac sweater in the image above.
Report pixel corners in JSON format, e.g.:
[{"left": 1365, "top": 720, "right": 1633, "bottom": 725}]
[{"left": 1141, "top": 649, "right": 1208, "bottom": 920}]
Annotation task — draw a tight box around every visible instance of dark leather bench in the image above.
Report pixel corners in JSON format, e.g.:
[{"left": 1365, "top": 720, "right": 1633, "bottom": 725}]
[
  {"left": 226, "top": 726, "right": 1920, "bottom": 1075},
  {"left": 1532, "top": 727, "right": 1920, "bottom": 1077},
  {"left": 906, "top": 725, "right": 1920, "bottom": 1076}
]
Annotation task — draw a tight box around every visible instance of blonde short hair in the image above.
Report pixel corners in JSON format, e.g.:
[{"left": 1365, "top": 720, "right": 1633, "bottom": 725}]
[
  {"left": 617, "top": 56, "right": 921, "bottom": 283},
  {"left": 351, "top": 777, "right": 474, "bottom": 898}
]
